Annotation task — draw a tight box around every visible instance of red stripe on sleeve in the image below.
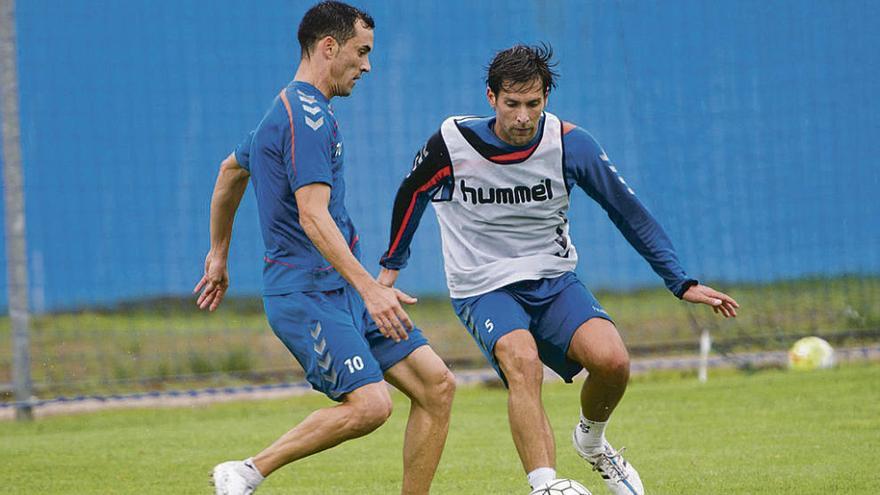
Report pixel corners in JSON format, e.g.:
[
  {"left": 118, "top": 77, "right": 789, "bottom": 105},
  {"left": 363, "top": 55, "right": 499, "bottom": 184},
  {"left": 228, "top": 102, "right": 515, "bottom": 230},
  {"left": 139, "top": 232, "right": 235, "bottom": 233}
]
[
  {"left": 279, "top": 90, "right": 296, "bottom": 176},
  {"left": 562, "top": 121, "right": 576, "bottom": 135},
  {"left": 386, "top": 166, "right": 452, "bottom": 258}
]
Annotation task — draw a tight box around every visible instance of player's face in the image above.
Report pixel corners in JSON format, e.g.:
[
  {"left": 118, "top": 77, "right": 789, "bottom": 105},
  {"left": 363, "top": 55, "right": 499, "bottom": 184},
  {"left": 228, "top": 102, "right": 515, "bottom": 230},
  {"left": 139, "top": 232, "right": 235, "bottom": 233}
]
[
  {"left": 330, "top": 21, "right": 373, "bottom": 97},
  {"left": 487, "top": 79, "right": 547, "bottom": 146}
]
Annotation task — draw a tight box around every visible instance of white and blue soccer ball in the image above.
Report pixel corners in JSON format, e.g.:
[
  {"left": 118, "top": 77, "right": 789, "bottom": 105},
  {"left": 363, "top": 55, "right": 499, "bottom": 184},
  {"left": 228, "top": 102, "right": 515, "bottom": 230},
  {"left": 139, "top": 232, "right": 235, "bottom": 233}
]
[{"left": 529, "top": 478, "right": 592, "bottom": 495}]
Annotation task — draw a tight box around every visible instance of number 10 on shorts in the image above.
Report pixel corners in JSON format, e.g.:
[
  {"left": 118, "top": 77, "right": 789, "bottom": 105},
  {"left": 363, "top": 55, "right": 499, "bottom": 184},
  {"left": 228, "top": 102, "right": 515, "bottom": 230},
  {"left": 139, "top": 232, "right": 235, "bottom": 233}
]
[{"left": 344, "top": 356, "right": 364, "bottom": 373}]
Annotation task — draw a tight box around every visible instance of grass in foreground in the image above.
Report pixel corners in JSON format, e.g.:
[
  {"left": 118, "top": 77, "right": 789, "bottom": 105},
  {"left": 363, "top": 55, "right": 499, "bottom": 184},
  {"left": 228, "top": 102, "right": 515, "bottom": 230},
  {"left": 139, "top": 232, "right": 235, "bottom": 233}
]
[{"left": 1, "top": 363, "right": 879, "bottom": 494}]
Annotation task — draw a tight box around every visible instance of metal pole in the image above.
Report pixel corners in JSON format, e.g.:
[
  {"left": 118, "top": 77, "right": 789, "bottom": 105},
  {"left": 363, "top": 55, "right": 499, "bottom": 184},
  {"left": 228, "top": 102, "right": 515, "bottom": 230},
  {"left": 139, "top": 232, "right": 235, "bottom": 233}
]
[
  {"left": 0, "top": 0, "right": 33, "bottom": 420},
  {"left": 698, "top": 329, "right": 711, "bottom": 383}
]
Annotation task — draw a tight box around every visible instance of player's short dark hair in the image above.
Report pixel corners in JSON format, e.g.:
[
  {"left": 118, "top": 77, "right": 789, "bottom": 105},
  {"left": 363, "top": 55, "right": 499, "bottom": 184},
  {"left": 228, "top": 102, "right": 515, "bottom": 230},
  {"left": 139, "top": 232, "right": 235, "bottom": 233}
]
[
  {"left": 486, "top": 43, "right": 559, "bottom": 95},
  {"left": 298, "top": 1, "right": 375, "bottom": 59}
]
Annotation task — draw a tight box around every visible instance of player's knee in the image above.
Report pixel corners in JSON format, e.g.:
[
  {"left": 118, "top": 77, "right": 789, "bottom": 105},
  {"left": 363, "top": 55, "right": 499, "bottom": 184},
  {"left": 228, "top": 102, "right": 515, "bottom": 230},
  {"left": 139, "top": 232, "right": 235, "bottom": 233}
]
[
  {"left": 345, "top": 384, "right": 393, "bottom": 435},
  {"left": 360, "top": 406, "right": 392, "bottom": 435},
  {"left": 429, "top": 368, "right": 456, "bottom": 414},
  {"left": 496, "top": 345, "right": 543, "bottom": 388},
  {"left": 593, "top": 348, "right": 630, "bottom": 383},
  {"left": 409, "top": 367, "right": 455, "bottom": 417}
]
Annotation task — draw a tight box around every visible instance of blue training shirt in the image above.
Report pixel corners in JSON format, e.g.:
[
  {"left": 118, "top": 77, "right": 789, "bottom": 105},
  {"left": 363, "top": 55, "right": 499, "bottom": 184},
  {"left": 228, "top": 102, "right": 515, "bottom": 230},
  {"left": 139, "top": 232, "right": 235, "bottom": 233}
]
[
  {"left": 234, "top": 81, "right": 359, "bottom": 295},
  {"left": 380, "top": 114, "right": 697, "bottom": 298}
]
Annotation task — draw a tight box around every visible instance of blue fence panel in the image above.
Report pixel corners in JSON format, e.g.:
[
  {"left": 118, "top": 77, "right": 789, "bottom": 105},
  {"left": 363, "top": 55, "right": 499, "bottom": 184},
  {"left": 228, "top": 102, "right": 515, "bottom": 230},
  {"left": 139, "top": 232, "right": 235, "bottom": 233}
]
[{"left": 4, "top": 0, "right": 878, "bottom": 311}]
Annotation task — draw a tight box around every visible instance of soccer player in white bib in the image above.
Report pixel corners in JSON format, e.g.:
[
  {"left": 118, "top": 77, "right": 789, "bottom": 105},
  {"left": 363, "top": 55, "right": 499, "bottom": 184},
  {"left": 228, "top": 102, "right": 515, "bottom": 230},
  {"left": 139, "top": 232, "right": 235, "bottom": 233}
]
[{"left": 378, "top": 44, "right": 739, "bottom": 494}]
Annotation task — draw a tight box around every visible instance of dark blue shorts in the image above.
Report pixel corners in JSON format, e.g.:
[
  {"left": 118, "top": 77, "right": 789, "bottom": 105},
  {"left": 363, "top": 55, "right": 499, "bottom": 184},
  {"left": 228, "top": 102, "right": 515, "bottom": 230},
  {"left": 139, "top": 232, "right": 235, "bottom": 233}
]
[
  {"left": 451, "top": 272, "right": 612, "bottom": 385},
  {"left": 264, "top": 285, "right": 428, "bottom": 401}
]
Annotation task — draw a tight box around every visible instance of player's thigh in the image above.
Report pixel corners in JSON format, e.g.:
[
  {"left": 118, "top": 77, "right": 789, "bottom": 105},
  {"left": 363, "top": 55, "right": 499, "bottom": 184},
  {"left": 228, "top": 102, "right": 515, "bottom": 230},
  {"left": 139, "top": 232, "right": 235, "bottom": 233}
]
[
  {"left": 451, "top": 290, "right": 531, "bottom": 383},
  {"left": 533, "top": 279, "right": 614, "bottom": 382},
  {"left": 263, "top": 289, "right": 384, "bottom": 401}
]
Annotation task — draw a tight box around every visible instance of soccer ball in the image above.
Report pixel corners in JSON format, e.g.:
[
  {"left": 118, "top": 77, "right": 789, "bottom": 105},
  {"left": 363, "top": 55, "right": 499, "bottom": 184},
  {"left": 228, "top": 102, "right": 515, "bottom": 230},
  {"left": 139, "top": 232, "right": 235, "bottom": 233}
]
[
  {"left": 788, "top": 336, "right": 835, "bottom": 371},
  {"left": 529, "top": 478, "right": 592, "bottom": 495}
]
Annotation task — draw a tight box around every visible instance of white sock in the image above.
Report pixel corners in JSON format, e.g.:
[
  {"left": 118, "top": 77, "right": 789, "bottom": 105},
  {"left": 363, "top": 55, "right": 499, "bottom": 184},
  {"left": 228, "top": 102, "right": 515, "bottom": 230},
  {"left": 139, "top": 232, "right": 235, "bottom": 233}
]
[
  {"left": 527, "top": 467, "right": 556, "bottom": 489},
  {"left": 575, "top": 413, "right": 607, "bottom": 455},
  {"left": 241, "top": 458, "right": 265, "bottom": 485}
]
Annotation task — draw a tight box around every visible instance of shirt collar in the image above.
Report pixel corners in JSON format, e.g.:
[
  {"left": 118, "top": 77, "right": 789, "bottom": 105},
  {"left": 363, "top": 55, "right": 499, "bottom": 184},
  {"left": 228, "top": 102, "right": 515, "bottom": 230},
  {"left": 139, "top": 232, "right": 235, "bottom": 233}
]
[{"left": 289, "top": 80, "right": 330, "bottom": 104}]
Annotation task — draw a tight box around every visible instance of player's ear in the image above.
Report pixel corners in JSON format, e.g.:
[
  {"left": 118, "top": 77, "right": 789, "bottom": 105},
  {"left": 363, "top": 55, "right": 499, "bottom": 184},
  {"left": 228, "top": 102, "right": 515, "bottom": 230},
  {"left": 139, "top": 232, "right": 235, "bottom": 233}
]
[
  {"left": 486, "top": 86, "right": 496, "bottom": 109},
  {"left": 319, "top": 36, "right": 337, "bottom": 59}
]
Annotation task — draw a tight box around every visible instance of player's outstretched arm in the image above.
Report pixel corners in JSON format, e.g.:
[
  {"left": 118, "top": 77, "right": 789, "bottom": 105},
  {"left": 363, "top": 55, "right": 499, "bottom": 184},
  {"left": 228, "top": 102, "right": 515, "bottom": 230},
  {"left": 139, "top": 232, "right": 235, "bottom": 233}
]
[
  {"left": 194, "top": 152, "right": 250, "bottom": 311},
  {"left": 566, "top": 126, "right": 717, "bottom": 302},
  {"left": 296, "top": 183, "right": 416, "bottom": 342},
  {"left": 682, "top": 283, "right": 740, "bottom": 318}
]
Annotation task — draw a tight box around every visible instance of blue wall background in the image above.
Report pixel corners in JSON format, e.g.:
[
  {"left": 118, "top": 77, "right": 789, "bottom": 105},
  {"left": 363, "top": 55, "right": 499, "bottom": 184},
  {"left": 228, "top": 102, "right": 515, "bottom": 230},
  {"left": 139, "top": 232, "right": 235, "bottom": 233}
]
[{"left": 2, "top": 0, "right": 878, "bottom": 311}]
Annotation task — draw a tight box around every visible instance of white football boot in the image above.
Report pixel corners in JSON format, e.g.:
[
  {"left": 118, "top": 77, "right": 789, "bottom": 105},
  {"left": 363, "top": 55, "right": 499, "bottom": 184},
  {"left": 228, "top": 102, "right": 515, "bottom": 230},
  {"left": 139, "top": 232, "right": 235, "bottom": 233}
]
[
  {"left": 572, "top": 431, "right": 644, "bottom": 495},
  {"left": 211, "top": 460, "right": 260, "bottom": 495}
]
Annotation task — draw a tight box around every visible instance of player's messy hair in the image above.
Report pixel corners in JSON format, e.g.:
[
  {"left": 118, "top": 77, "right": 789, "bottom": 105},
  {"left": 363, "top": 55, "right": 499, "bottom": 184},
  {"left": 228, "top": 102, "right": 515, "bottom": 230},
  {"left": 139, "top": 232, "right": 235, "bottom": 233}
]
[
  {"left": 486, "top": 43, "right": 559, "bottom": 95},
  {"left": 298, "top": 1, "right": 375, "bottom": 59}
]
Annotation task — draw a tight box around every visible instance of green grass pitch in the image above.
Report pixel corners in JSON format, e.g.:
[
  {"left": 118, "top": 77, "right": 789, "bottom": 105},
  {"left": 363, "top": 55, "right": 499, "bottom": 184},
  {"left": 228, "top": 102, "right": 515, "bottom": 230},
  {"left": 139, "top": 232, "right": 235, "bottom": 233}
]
[{"left": 2, "top": 363, "right": 878, "bottom": 494}]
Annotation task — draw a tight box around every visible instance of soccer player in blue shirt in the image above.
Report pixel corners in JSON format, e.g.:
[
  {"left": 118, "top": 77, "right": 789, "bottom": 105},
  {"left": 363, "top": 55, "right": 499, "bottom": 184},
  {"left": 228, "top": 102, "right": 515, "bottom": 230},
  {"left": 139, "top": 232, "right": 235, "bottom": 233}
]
[
  {"left": 379, "top": 45, "right": 739, "bottom": 494},
  {"left": 194, "top": 3, "right": 454, "bottom": 494}
]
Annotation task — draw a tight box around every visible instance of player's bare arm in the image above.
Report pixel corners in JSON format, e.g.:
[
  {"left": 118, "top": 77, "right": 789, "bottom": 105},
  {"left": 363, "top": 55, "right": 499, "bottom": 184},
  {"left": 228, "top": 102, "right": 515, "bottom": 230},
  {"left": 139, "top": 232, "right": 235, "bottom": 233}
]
[
  {"left": 295, "top": 183, "right": 416, "bottom": 342},
  {"left": 194, "top": 152, "right": 250, "bottom": 311}
]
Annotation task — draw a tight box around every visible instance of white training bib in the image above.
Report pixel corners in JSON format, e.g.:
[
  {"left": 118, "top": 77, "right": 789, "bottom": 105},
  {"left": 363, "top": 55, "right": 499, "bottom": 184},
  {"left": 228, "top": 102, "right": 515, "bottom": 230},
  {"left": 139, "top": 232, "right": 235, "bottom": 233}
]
[{"left": 433, "top": 112, "right": 577, "bottom": 298}]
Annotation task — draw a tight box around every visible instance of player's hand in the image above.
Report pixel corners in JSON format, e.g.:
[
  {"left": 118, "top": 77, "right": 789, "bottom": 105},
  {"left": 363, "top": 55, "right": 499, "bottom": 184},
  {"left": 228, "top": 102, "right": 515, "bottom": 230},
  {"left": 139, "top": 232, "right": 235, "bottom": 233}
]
[
  {"left": 377, "top": 267, "right": 400, "bottom": 288},
  {"left": 193, "top": 250, "right": 230, "bottom": 312},
  {"left": 362, "top": 282, "right": 416, "bottom": 343},
  {"left": 682, "top": 284, "right": 739, "bottom": 318}
]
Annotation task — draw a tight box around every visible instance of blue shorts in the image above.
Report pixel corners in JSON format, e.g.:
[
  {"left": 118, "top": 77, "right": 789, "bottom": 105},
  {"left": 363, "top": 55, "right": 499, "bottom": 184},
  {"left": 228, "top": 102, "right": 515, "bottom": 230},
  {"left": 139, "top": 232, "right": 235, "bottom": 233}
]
[
  {"left": 451, "top": 272, "right": 612, "bottom": 385},
  {"left": 264, "top": 285, "right": 428, "bottom": 401}
]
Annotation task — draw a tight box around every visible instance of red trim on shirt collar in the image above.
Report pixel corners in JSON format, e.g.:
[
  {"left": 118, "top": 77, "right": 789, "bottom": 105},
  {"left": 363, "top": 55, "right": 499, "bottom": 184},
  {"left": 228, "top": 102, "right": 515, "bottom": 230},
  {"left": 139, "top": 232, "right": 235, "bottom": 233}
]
[{"left": 489, "top": 141, "right": 540, "bottom": 163}]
